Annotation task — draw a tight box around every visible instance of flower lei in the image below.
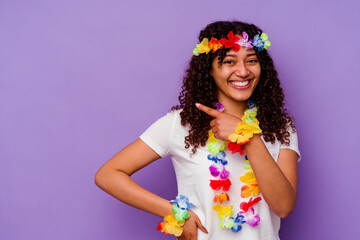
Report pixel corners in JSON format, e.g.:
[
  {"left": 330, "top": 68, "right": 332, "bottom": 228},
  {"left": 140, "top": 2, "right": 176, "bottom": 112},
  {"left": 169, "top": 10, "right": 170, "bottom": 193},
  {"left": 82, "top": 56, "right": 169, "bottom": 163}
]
[
  {"left": 208, "top": 100, "right": 263, "bottom": 232},
  {"left": 157, "top": 195, "right": 193, "bottom": 237},
  {"left": 193, "top": 31, "right": 271, "bottom": 56}
]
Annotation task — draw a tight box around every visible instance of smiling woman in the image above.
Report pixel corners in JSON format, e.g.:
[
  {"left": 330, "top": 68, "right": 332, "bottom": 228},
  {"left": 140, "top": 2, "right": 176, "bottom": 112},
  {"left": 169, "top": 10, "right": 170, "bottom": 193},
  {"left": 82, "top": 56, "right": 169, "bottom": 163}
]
[
  {"left": 211, "top": 48, "right": 261, "bottom": 105},
  {"left": 95, "top": 21, "right": 300, "bottom": 240}
]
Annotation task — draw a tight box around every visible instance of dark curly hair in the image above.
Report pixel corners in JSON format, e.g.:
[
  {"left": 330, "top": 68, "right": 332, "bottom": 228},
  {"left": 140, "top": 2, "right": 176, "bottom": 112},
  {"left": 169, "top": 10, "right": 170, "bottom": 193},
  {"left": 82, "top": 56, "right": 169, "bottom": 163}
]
[{"left": 172, "top": 21, "right": 295, "bottom": 154}]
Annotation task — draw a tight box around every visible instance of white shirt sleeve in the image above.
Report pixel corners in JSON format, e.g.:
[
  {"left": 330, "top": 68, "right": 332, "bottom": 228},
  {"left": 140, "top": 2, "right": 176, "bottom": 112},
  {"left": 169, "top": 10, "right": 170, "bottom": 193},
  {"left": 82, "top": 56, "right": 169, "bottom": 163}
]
[
  {"left": 139, "top": 111, "right": 177, "bottom": 158},
  {"left": 280, "top": 129, "right": 301, "bottom": 162}
]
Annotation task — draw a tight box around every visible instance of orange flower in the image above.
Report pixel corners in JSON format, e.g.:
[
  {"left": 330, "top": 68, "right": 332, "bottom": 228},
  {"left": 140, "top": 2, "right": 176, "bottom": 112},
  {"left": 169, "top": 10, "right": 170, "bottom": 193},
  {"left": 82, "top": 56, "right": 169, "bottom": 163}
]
[
  {"left": 214, "top": 193, "right": 230, "bottom": 204},
  {"left": 208, "top": 37, "right": 223, "bottom": 52},
  {"left": 241, "top": 184, "right": 260, "bottom": 198}
]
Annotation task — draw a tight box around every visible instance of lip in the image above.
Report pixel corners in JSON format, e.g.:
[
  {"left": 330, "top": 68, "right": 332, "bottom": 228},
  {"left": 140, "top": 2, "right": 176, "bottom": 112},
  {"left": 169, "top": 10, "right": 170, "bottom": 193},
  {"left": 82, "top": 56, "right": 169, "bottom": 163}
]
[{"left": 228, "top": 79, "right": 252, "bottom": 90}]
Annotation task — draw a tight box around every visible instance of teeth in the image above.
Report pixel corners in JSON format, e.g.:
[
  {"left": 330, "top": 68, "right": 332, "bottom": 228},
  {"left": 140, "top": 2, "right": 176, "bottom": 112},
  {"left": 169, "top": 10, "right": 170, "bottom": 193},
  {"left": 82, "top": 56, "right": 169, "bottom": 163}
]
[{"left": 230, "top": 81, "right": 249, "bottom": 87}]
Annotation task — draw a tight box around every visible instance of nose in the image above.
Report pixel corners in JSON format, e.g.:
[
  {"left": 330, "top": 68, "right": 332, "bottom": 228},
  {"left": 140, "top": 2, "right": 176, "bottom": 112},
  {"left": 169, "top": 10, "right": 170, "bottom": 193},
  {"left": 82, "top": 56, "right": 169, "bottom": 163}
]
[{"left": 234, "top": 62, "right": 249, "bottom": 77}]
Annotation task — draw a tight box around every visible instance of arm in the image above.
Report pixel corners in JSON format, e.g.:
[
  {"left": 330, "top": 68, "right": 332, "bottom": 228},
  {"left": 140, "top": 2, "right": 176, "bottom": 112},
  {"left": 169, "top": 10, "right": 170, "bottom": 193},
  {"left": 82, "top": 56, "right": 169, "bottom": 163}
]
[
  {"left": 244, "top": 136, "right": 298, "bottom": 218},
  {"left": 95, "top": 138, "right": 208, "bottom": 238},
  {"left": 196, "top": 103, "right": 298, "bottom": 218},
  {"left": 94, "top": 138, "right": 173, "bottom": 218}
]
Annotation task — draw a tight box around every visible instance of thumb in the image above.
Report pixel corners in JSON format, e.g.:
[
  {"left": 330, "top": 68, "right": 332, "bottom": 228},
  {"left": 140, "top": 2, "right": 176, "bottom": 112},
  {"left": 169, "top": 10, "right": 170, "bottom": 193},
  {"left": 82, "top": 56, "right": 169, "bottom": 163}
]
[{"left": 195, "top": 218, "right": 208, "bottom": 234}]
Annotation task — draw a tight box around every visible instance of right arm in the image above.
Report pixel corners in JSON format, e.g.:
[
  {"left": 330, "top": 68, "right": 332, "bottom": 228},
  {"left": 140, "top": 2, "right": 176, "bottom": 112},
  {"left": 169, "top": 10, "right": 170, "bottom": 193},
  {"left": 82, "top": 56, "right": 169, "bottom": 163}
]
[
  {"left": 94, "top": 138, "right": 173, "bottom": 218},
  {"left": 94, "top": 138, "right": 207, "bottom": 239}
]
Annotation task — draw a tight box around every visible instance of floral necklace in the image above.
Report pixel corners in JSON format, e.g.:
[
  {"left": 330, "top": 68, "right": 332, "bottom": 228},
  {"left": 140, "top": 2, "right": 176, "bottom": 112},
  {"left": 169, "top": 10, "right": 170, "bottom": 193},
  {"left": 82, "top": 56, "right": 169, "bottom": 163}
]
[{"left": 207, "top": 100, "right": 262, "bottom": 232}]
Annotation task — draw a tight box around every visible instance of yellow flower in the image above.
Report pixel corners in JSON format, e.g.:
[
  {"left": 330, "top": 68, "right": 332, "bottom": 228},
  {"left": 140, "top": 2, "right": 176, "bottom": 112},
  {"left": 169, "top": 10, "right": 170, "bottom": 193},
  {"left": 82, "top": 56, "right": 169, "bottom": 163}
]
[
  {"left": 240, "top": 171, "right": 257, "bottom": 185},
  {"left": 163, "top": 214, "right": 184, "bottom": 237},
  {"left": 228, "top": 133, "right": 250, "bottom": 145},
  {"left": 241, "top": 184, "right": 260, "bottom": 198},
  {"left": 235, "top": 121, "right": 262, "bottom": 140},
  {"left": 213, "top": 205, "right": 233, "bottom": 219},
  {"left": 208, "top": 129, "right": 215, "bottom": 142},
  {"left": 197, "top": 38, "right": 211, "bottom": 54}
]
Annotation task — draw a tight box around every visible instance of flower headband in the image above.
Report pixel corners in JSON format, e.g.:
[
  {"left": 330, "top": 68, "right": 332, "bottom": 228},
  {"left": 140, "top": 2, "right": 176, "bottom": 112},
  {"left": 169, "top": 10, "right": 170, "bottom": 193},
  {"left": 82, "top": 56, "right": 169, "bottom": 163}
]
[{"left": 193, "top": 31, "right": 271, "bottom": 56}]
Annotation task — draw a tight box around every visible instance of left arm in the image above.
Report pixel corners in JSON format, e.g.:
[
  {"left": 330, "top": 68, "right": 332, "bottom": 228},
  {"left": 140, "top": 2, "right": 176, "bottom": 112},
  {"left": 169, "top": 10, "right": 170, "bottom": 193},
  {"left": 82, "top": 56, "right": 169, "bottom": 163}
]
[
  {"left": 196, "top": 103, "right": 298, "bottom": 218},
  {"left": 244, "top": 135, "right": 298, "bottom": 218}
]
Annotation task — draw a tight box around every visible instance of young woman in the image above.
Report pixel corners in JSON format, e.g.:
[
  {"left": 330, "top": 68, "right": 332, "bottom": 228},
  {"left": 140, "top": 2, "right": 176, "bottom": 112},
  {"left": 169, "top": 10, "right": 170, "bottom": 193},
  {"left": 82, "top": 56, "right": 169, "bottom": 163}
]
[{"left": 95, "top": 21, "right": 300, "bottom": 240}]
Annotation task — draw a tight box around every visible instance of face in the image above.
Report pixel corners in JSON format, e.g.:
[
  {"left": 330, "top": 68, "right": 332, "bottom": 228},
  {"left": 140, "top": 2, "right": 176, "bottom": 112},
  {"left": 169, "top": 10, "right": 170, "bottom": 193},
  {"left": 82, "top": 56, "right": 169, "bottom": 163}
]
[{"left": 210, "top": 46, "right": 261, "bottom": 104}]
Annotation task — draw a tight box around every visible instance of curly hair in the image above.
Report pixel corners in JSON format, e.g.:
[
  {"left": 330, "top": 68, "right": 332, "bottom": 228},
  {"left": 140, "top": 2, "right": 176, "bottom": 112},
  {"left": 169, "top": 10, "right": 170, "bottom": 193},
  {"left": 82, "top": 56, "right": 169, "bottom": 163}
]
[{"left": 172, "top": 21, "right": 295, "bottom": 154}]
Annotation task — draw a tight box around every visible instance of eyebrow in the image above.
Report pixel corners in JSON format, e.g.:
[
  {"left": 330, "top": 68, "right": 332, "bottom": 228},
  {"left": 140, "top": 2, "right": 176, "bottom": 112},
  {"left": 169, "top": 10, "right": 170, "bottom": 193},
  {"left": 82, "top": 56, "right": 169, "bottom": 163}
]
[{"left": 224, "top": 53, "right": 257, "bottom": 58}]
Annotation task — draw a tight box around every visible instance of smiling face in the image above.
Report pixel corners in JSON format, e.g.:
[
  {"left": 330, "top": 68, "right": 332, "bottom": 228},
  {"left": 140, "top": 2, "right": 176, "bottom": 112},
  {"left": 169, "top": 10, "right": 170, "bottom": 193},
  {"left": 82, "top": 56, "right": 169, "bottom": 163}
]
[{"left": 210, "top": 46, "right": 261, "bottom": 105}]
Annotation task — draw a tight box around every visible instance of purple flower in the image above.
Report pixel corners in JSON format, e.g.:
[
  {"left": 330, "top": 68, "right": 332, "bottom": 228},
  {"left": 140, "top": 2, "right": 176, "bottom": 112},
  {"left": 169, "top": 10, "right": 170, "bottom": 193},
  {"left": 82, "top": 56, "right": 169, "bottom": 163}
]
[
  {"left": 209, "top": 165, "right": 230, "bottom": 179},
  {"left": 246, "top": 207, "right": 260, "bottom": 227},
  {"left": 237, "top": 32, "right": 253, "bottom": 50}
]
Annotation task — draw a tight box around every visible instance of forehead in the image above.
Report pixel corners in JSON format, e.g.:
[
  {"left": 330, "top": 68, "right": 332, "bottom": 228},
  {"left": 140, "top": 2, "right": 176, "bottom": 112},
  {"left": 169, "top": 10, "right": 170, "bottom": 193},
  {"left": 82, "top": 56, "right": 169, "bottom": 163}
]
[{"left": 225, "top": 47, "right": 257, "bottom": 57}]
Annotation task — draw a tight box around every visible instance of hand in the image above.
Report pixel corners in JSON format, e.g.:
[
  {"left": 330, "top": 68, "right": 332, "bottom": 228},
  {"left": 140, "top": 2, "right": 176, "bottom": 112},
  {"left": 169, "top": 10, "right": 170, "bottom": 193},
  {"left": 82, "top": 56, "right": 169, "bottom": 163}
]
[
  {"left": 196, "top": 103, "right": 241, "bottom": 142},
  {"left": 177, "top": 210, "right": 208, "bottom": 240}
]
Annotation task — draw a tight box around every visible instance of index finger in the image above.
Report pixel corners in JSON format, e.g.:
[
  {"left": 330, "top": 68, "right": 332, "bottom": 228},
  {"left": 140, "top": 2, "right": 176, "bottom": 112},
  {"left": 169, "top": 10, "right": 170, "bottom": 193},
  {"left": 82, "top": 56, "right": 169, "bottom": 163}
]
[{"left": 195, "top": 103, "right": 221, "bottom": 118}]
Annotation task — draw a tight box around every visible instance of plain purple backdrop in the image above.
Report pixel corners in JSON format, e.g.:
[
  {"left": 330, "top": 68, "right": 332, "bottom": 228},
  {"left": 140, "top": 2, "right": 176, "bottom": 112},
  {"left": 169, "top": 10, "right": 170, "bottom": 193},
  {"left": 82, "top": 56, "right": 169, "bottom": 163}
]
[{"left": 1, "top": 0, "right": 359, "bottom": 239}]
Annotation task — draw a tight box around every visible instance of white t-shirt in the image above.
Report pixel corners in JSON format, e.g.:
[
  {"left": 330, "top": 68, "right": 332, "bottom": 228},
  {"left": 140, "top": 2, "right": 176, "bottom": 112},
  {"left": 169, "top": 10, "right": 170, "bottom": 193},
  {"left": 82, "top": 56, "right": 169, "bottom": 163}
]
[{"left": 140, "top": 110, "right": 300, "bottom": 240}]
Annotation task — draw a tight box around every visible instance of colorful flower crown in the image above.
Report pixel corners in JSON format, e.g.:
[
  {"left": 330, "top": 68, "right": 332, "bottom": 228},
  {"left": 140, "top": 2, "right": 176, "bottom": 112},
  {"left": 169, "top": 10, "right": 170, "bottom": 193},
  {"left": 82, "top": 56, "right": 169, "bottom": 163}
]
[{"left": 193, "top": 31, "right": 271, "bottom": 56}]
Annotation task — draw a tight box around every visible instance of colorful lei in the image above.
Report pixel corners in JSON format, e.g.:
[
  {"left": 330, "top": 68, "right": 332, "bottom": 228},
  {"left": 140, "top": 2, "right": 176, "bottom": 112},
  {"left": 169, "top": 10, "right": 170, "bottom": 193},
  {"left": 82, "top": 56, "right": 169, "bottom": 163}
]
[
  {"left": 193, "top": 31, "right": 271, "bottom": 56},
  {"left": 157, "top": 194, "right": 193, "bottom": 237},
  {"left": 208, "top": 100, "right": 262, "bottom": 233}
]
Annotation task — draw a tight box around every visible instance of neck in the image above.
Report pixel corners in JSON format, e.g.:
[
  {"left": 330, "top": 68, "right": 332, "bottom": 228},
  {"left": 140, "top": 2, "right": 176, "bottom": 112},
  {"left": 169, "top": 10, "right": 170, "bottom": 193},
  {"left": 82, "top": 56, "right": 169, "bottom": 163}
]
[{"left": 218, "top": 95, "right": 247, "bottom": 119}]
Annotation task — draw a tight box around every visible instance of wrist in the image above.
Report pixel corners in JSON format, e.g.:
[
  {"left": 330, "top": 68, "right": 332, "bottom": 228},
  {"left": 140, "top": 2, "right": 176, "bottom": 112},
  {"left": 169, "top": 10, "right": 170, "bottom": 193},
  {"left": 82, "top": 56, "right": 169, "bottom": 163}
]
[{"left": 157, "top": 194, "right": 194, "bottom": 237}]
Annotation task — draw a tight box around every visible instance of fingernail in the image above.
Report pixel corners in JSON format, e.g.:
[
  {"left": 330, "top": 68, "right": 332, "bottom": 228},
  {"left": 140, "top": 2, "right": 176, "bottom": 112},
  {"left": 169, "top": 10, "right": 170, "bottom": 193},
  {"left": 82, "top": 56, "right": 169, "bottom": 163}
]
[{"left": 195, "top": 103, "right": 200, "bottom": 108}]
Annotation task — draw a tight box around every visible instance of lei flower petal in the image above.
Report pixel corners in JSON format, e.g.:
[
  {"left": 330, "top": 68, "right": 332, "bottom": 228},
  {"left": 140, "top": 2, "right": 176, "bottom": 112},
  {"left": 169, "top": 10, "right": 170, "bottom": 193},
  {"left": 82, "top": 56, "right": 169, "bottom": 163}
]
[
  {"left": 170, "top": 194, "right": 193, "bottom": 210},
  {"left": 228, "top": 142, "right": 244, "bottom": 155},
  {"left": 197, "top": 38, "right": 211, "bottom": 54},
  {"left": 239, "top": 171, "right": 258, "bottom": 185},
  {"left": 207, "top": 150, "right": 227, "bottom": 165},
  {"left": 247, "top": 214, "right": 260, "bottom": 227},
  {"left": 219, "top": 215, "right": 234, "bottom": 229},
  {"left": 246, "top": 208, "right": 260, "bottom": 227},
  {"left": 260, "top": 33, "right": 271, "bottom": 50},
  {"left": 240, "top": 197, "right": 262, "bottom": 212},
  {"left": 193, "top": 45, "right": 200, "bottom": 56},
  {"left": 213, "top": 204, "right": 233, "bottom": 218},
  {"left": 210, "top": 179, "right": 232, "bottom": 191},
  {"left": 162, "top": 214, "right": 185, "bottom": 237},
  {"left": 216, "top": 101, "right": 225, "bottom": 112},
  {"left": 214, "top": 193, "right": 230, "bottom": 204},
  {"left": 220, "top": 167, "right": 230, "bottom": 179},
  {"left": 252, "top": 33, "right": 271, "bottom": 51},
  {"left": 208, "top": 139, "right": 226, "bottom": 154},
  {"left": 241, "top": 184, "right": 260, "bottom": 198},
  {"left": 219, "top": 31, "right": 240, "bottom": 52},
  {"left": 228, "top": 133, "right": 251, "bottom": 145},
  {"left": 209, "top": 164, "right": 230, "bottom": 179},
  {"left": 208, "top": 129, "right": 216, "bottom": 142},
  {"left": 157, "top": 222, "right": 170, "bottom": 234},
  {"left": 236, "top": 32, "right": 253, "bottom": 50},
  {"left": 208, "top": 37, "right": 223, "bottom": 53},
  {"left": 172, "top": 205, "right": 190, "bottom": 222},
  {"left": 231, "top": 214, "right": 246, "bottom": 232},
  {"left": 235, "top": 121, "right": 262, "bottom": 139},
  {"left": 209, "top": 164, "right": 221, "bottom": 177}
]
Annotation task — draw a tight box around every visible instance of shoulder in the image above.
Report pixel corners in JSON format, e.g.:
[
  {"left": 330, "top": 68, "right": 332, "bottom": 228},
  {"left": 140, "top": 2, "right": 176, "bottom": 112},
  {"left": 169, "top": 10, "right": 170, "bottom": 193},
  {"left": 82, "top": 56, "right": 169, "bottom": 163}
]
[{"left": 261, "top": 125, "right": 301, "bottom": 162}]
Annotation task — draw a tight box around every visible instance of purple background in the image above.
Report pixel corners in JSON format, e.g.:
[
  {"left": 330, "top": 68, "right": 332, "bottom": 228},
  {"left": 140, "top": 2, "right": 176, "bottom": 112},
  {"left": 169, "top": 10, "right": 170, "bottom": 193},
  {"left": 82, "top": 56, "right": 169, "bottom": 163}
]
[{"left": 1, "top": 0, "right": 359, "bottom": 239}]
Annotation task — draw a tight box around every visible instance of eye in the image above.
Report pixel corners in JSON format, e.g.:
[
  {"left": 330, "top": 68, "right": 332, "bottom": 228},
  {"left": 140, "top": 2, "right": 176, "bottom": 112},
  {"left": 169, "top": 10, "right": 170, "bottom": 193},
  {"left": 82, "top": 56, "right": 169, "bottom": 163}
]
[
  {"left": 223, "top": 59, "right": 235, "bottom": 64},
  {"left": 247, "top": 59, "right": 258, "bottom": 64}
]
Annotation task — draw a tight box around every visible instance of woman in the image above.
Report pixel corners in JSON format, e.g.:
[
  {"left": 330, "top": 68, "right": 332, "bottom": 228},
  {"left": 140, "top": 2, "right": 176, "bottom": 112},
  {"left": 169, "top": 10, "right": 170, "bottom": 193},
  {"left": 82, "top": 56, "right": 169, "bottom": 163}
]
[{"left": 95, "top": 21, "right": 300, "bottom": 240}]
